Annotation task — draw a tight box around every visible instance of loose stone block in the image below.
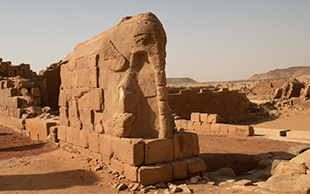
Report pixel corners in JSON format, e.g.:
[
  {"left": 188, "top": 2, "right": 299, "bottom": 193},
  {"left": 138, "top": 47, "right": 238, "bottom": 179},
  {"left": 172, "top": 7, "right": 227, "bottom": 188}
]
[
  {"left": 124, "top": 163, "right": 139, "bottom": 182},
  {"left": 25, "top": 119, "right": 57, "bottom": 142},
  {"left": 111, "top": 137, "right": 144, "bottom": 166},
  {"left": 191, "top": 112, "right": 200, "bottom": 122},
  {"left": 88, "top": 132, "right": 99, "bottom": 153},
  {"left": 173, "top": 132, "right": 193, "bottom": 160},
  {"left": 138, "top": 164, "right": 173, "bottom": 185},
  {"left": 171, "top": 161, "right": 188, "bottom": 180},
  {"left": 184, "top": 157, "right": 207, "bottom": 174},
  {"left": 144, "top": 138, "right": 173, "bottom": 165}
]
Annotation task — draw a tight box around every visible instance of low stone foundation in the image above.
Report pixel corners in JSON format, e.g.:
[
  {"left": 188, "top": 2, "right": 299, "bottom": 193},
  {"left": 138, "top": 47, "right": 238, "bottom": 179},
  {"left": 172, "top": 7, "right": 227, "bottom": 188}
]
[
  {"left": 58, "top": 128, "right": 206, "bottom": 185},
  {"left": 175, "top": 112, "right": 254, "bottom": 136},
  {"left": 25, "top": 119, "right": 58, "bottom": 141}
]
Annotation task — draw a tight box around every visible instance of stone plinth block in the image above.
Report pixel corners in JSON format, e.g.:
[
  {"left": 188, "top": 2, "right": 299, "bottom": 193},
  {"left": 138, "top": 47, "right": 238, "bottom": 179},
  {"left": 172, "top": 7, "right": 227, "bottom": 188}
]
[
  {"left": 236, "top": 125, "right": 254, "bottom": 136},
  {"left": 183, "top": 157, "right": 207, "bottom": 174},
  {"left": 111, "top": 137, "right": 144, "bottom": 166},
  {"left": 138, "top": 164, "right": 173, "bottom": 185},
  {"left": 25, "top": 119, "right": 57, "bottom": 142},
  {"left": 144, "top": 138, "right": 173, "bottom": 165},
  {"left": 171, "top": 161, "right": 188, "bottom": 180},
  {"left": 88, "top": 132, "right": 99, "bottom": 153},
  {"left": 173, "top": 132, "right": 193, "bottom": 160}
]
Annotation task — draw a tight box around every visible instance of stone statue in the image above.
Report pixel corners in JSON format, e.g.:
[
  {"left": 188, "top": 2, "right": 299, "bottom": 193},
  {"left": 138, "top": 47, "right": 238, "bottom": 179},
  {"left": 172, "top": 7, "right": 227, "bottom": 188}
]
[{"left": 59, "top": 12, "right": 173, "bottom": 138}]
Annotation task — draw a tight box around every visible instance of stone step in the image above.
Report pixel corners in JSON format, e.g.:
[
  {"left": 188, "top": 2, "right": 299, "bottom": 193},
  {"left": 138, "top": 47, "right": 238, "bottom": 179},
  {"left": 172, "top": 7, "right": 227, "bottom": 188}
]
[{"left": 254, "top": 128, "right": 290, "bottom": 137}]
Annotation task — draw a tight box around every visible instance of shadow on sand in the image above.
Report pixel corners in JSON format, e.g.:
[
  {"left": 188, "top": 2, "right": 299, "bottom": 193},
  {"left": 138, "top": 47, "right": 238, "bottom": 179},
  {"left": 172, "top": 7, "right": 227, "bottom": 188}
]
[
  {"left": 0, "top": 143, "right": 46, "bottom": 152},
  {"left": 199, "top": 153, "right": 256, "bottom": 176},
  {"left": 239, "top": 115, "right": 280, "bottom": 125},
  {"left": 0, "top": 170, "right": 98, "bottom": 191}
]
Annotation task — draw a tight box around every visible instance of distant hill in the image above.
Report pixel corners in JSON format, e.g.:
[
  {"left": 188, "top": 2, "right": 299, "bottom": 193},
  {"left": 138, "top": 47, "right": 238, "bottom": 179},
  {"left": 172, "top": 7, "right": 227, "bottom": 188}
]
[
  {"left": 167, "top": 77, "right": 197, "bottom": 85},
  {"left": 248, "top": 66, "right": 310, "bottom": 81}
]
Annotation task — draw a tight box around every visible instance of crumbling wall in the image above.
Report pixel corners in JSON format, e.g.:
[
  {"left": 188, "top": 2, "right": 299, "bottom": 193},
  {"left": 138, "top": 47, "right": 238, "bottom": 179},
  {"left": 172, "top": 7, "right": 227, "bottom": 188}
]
[
  {"left": 0, "top": 58, "right": 53, "bottom": 131},
  {"left": 39, "top": 62, "right": 61, "bottom": 108},
  {"left": 168, "top": 88, "right": 257, "bottom": 123}
]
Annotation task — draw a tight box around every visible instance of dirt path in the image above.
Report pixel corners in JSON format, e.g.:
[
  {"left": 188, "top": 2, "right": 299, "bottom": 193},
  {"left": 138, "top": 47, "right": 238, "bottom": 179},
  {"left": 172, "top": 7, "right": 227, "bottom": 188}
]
[{"left": 1, "top": 123, "right": 309, "bottom": 193}]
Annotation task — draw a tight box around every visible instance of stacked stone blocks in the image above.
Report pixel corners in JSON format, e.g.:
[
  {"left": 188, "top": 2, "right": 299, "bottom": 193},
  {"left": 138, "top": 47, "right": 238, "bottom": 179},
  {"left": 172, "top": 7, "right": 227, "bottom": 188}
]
[
  {"left": 175, "top": 112, "right": 254, "bottom": 136},
  {"left": 58, "top": 128, "right": 205, "bottom": 185}
]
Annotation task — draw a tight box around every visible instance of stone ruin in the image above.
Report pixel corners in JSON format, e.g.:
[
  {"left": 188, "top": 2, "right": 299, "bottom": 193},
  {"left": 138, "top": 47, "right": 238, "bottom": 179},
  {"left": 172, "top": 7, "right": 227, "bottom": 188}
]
[
  {"left": 55, "top": 12, "right": 206, "bottom": 185},
  {"left": 0, "top": 59, "right": 59, "bottom": 131}
]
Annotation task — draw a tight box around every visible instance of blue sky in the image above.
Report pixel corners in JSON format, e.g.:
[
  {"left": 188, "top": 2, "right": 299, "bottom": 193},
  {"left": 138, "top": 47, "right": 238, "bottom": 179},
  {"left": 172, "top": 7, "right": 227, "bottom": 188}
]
[{"left": 0, "top": 0, "right": 309, "bottom": 82}]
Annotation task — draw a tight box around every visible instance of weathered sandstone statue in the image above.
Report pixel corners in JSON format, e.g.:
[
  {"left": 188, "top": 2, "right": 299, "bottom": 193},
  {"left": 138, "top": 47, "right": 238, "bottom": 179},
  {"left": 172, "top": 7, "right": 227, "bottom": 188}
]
[{"left": 59, "top": 12, "right": 173, "bottom": 138}]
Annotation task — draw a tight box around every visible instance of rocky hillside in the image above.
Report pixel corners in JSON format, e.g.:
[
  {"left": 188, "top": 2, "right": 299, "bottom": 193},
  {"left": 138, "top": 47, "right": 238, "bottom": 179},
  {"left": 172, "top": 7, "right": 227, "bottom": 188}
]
[
  {"left": 167, "top": 77, "right": 197, "bottom": 85},
  {"left": 248, "top": 66, "right": 310, "bottom": 81}
]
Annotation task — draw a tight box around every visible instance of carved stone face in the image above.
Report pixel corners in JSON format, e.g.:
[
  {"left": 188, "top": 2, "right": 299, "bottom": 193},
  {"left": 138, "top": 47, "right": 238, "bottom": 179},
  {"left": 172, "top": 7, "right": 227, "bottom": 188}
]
[{"left": 61, "top": 12, "right": 172, "bottom": 138}]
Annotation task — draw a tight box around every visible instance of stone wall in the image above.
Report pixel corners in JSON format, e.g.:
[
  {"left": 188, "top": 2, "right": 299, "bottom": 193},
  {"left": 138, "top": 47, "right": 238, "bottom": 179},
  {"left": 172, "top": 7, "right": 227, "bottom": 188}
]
[
  {"left": 175, "top": 112, "right": 254, "bottom": 136},
  {"left": 168, "top": 88, "right": 258, "bottom": 123},
  {"left": 0, "top": 58, "right": 56, "bottom": 131},
  {"left": 39, "top": 62, "right": 61, "bottom": 108}
]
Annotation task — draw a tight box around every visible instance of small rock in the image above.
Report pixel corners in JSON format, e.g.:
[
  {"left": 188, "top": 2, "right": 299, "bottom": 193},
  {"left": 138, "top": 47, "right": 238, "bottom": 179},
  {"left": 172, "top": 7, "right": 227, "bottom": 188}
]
[
  {"left": 189, "top": 176, "right": 198, "bottom": 184},
  {"left": 207, "top": 181, "right": 215, "bottom": 185},
  {"left": 170, "top": 184, "right": 182, "bottom": 193},
  {"left": 178, "top": 184, "right": 191, "bottom": 193},
  {"left": 155, "top": 182, "right": 167, "bottom": 188},
  {"left": 129, "top": 183, "right": 140, "bottom": 191},
  {"left": 93, "top": 165, "right": 103, "bottom": 171},
  {"left": 235, "top": 179, "right": 253, "bottom": 186},
  {"left": 147, "top": 185, "right": 157, "bottom": 190},
  {"left": 116, "top": 183, "right": 127, "bottom": 191},
  {"left": 140, "top": 188, "right": 149, "bottom": 193}
]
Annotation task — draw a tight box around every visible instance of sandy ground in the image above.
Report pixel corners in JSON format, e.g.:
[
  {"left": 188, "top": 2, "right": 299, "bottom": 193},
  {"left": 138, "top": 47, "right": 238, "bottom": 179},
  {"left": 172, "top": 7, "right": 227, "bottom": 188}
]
[
  {"left": 245, "top": 109, "right": 310, "bottom": 131},
  {"left": 1, "top": 111, "right": 310, "bottom": 194}
]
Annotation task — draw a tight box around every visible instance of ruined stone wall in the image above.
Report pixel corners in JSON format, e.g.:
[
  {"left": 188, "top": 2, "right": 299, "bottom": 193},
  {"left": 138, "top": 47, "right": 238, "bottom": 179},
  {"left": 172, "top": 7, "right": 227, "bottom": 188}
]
[
  {"left": 0, "top": 58, "right": 51, "bottom": 131},
  {"left": 39, "top": 62, "right": 61, "bottom": 108},
  {"left": 168, "top": 88, "right": 257, "bottom": 123}
]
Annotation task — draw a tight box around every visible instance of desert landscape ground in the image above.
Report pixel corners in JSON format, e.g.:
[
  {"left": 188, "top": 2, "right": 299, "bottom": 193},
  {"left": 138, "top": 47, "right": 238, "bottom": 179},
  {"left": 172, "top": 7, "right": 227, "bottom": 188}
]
[{"left": 1, "top": 12, "right": 310, "bottom": 194}]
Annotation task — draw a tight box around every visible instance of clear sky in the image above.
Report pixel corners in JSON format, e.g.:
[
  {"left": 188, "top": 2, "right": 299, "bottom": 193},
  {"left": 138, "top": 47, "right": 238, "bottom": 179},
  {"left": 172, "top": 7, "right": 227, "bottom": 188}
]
[{"left": 0, "top": 0, "right": 309, "bottom": 82}]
